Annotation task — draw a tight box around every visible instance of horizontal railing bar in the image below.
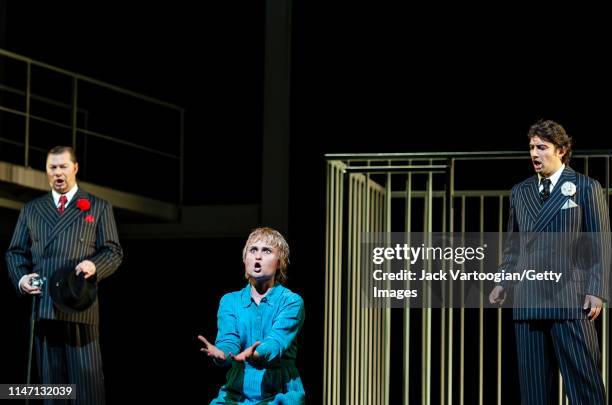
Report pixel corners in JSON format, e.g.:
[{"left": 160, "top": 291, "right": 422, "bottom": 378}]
[
  {"left": 344, "top": 165, "right": 449, "bottom": 174},
  {"left": 1, "top": 101, "right": 179, "bottom": 160},
  {"left": 0, "top": 104, "right": 26, "bottom": 117},
  {"left": 391, "top": 190, "right": 511, "bottom": 198},
  {"left": 326, "top": 151, "right": 612, "bottom": 161},
  {"left": 0, "top": 83, "right": 89, "bottom": 113},
  {"left": 31, "top": 113, "right": 73, "bottom": 130},
  {"left": 0, "top": 105, "right": 75, "bottom": 130},
  {"left": 391, "top": 188, "right": 612, "bottom": 198},
  {"left": 78, "top": 128, "right": 180, "bottom": 159},
  {"left": 0, "top": 137, "right": 48, "bottom": 153},
  {"left": 0, "top": 48, "right": 183, "bottom": 111}
]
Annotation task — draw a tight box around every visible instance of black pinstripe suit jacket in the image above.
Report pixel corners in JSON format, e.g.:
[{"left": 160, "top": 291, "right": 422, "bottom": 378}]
[
  {"left": 6, "top": 187, "right": 123, "bottom": 325},
  {"left": 499, "top": 166, "right": 611, "bottom": 320}
]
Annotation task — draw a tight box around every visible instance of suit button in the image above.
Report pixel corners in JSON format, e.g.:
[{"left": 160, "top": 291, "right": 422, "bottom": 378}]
[{"left": 79, "top": 237, "right": 84, "bottom": 242}]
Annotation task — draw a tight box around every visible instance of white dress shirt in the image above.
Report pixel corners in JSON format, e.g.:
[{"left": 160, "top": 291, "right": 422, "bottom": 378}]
[
  {"left": 52, "top": 184, "right": 79, "bottom": 208},
  {"left": 538, "top": 164, "right": 565, "bottom": 192}
]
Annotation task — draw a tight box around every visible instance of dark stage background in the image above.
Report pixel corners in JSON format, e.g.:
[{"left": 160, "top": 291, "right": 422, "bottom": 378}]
[{"left": 1, "top": 2, "right": 612, "bottom": 404}]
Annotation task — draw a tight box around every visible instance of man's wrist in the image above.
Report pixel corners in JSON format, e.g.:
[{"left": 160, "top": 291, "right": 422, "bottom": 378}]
[
  {"left": 586, "top": 293, "right": 604, "bottom": 301},
  {"left": 18, "top": 275, "right": 28, "bottom": 293}
]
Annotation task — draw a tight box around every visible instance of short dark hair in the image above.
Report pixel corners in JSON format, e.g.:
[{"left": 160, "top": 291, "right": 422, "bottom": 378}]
[
  {"left": 47, "top": 146, "right": 77, "bottom": 163},
  {"left": 527, "top": 120, "right": 572, "bottom": 164}
]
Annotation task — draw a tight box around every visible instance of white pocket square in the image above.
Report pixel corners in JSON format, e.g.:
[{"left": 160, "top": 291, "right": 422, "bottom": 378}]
[{"left": 561, "top": 199, "right": 579, "bottom": 209}]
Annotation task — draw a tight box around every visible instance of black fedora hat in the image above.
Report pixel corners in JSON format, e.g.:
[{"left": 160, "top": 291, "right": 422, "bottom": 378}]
[{"left": 49, "top": 265, "right": 97, "bottom": 314}]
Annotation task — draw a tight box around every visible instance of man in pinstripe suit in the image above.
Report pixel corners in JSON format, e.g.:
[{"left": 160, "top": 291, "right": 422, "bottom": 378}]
[
  {"left": 489, "top": 120, "right": 610, "bottom": 404},
  {"left": 6, "top": 146, "right": 123, "bottom": 404}
]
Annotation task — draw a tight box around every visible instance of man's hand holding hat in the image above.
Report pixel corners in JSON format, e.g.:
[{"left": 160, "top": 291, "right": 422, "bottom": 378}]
[{"left": 76, "top": 260, "right": 96, "bottom": 279}]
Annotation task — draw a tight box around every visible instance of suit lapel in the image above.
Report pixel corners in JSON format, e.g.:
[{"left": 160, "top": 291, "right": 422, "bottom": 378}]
[
  {"left": 520, "top": 176, "right": 540, "bottom": 227},
  {"left": 44, "top": 188, "right": 89, "bottom": 250},
  {"left": 33, "top": 193, "right": 59, "bottom": 230},
  {"left": 532, "top": 167, "right": 576, "bottom": 233}
]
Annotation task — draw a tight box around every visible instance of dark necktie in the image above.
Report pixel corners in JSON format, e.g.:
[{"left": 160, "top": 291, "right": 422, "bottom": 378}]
[
  {"left": 58, "top": 194, "right": 68, "bottom": 215},
  {"left": 540, "top": 178, "right": 551, "bottom": 202}
]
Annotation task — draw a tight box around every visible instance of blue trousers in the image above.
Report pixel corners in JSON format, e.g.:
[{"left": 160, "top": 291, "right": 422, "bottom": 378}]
[
  {"left": 35, "top": 320, "right": 105, "bottom": 405},
  {"left": 515, "top": 320, "right": 605, "bottom": 405}
]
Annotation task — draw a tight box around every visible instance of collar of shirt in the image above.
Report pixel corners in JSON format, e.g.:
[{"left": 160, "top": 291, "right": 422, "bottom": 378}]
[
  {"left": 241, "top": 283, "right": 283, "bottom": 307},
  {"left": 52, "top": 184, "right": 79, "bottom": 208},
  {"left": 538, "top": 164, "right": 565, "bottom": 191}
]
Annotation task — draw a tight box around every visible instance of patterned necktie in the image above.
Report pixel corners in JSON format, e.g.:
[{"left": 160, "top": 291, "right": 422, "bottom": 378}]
[
  {"left": 540, "top": 178, "right": 551, "bottom": 202},
  {"left": 58, "top": 194, "right": 68, "bottom": 215}
]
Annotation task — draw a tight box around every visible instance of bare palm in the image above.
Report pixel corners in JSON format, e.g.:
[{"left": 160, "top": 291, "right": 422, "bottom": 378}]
[
  {"left": 231, "top": 341, "right": 261, "bottom": 363},
  {"left": 197, "top": 335, "right": 226, "bottom": 361}
]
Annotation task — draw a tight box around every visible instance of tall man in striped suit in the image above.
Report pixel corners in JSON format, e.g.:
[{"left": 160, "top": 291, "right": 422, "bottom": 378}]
[
  {"left": 489, "top": 120, "right": 610, "bottom": 404},
  {"left": 6, "top": 146, "right": 123, "bottom": 404}
]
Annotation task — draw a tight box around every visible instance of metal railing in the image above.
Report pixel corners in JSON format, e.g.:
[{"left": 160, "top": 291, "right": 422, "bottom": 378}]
[
  {"left": 0, "top": 48, "right": 185, "bottom": 203},
  {"left": 324, "top": 151, "right": 611, "bottom": 405}
]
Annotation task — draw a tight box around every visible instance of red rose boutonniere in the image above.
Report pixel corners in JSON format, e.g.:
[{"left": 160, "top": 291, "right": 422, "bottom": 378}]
[
  {"left": 76, "top": 198, "right": 91, "bottom": 211},
  {"left": 77, "top": 199, "right": 93, "bottom": 222}
]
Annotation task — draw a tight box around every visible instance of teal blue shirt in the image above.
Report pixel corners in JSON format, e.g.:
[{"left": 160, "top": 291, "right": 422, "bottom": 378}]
[{"left": 210, "top": 283, "right": 305, "bottom": 404}]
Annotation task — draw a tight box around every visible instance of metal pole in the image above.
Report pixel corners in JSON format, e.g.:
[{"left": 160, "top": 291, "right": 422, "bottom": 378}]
[
  {"left": 24, "top": 62, "right": 31, "bottom": 167},
  {"left": 71, "top": 77, "right": 78, "bottom": 151},
  {"left": 179, "top": 109, "right": 185, "bottom": 206},
  {"left": 25, "top": 294, "right": 38, "bottom": 405}
]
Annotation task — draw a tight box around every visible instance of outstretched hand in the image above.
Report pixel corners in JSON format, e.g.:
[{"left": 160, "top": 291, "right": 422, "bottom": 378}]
[
  {"left": 230, "top": 341, "right": 261, "bottom": 363},
  {"left": 197, "top": 335, "right": 226, "bottom": 362}
]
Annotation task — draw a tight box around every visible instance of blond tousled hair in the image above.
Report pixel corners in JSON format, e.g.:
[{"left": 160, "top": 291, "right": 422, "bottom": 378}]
[{"left": 242, "top": 227, "right": 290, "bottom": 284}]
